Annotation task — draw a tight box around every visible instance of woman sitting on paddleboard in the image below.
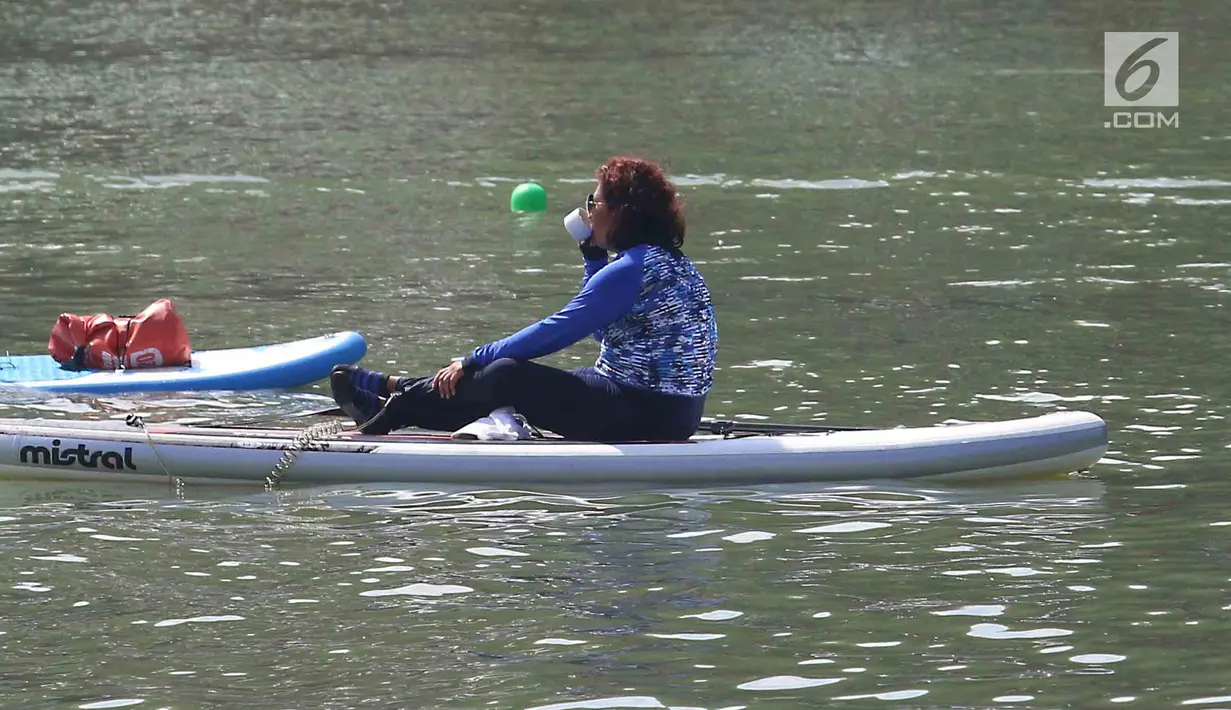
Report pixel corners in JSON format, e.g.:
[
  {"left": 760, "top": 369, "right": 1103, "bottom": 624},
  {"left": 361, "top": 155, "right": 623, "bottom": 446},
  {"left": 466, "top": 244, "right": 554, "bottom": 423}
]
[{"left": 331, "top": 155, "right": 719, "bottom": 442}]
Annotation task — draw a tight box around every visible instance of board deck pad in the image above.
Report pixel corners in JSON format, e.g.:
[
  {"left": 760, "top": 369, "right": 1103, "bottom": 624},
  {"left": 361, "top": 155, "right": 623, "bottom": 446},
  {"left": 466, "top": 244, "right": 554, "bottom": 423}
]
[{"left": 151, "top": 424, "right": 701, "bottom": 445}]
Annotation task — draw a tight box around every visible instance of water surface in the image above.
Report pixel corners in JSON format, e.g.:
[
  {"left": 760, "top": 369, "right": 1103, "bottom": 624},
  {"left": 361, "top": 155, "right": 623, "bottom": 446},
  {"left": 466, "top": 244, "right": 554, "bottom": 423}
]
[{"left": 2, "top": 1, "right": 1230, "bottom": 708}]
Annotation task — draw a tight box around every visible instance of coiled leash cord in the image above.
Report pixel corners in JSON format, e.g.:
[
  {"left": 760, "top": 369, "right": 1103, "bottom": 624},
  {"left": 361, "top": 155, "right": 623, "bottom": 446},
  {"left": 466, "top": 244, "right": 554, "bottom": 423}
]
[
  {"left": 264, "top": 419, "right": 344, "bottom": 490},
  {"left": 124, "top": 413, "right": 344, "bottom": 492}
]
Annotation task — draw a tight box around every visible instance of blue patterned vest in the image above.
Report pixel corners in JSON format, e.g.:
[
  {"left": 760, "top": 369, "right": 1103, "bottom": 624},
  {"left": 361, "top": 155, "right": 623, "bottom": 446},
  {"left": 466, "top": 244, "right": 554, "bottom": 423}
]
[{"left": 594, "top": 245, "right": 718, "bottom": 396}]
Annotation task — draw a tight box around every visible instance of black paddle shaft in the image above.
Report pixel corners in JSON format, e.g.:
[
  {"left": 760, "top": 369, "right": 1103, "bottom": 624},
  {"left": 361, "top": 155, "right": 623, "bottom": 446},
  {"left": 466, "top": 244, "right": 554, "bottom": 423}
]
[{"left": 701, "top": 418, "right": 871, "bottom": 435}]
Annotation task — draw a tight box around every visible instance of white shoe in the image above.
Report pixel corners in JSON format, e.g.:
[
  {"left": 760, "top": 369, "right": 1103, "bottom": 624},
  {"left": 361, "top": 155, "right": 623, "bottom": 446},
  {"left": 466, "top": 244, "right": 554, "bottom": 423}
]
[{"left": 451, "top": 407, "right": 534, "bottom": 441}]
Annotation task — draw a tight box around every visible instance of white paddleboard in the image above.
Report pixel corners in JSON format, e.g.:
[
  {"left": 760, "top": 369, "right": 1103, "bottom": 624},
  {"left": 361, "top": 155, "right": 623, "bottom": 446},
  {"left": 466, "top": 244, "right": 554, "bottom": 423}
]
[{"left": 0, "top": 410, "right": 1108, "bottom": 485}]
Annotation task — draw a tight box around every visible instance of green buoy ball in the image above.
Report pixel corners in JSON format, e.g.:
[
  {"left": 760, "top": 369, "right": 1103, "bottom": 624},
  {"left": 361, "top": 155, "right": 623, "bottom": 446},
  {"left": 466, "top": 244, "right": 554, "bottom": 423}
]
[{"left": 510, "top": 182, "right": 547, "bottom": 212}]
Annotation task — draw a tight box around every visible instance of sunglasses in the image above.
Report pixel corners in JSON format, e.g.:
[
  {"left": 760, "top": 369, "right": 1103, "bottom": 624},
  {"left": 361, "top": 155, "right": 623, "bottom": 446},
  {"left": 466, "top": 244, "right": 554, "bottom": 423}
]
[{"left": 585, "top": 193, "right": 604, "bottom": 213}]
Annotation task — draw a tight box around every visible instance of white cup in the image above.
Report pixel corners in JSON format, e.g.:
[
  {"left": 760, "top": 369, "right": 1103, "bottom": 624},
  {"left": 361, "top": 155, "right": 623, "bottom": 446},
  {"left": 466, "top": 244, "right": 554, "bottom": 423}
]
[{"left": 563, "top": 208, "right": 592, "bottom": 243}]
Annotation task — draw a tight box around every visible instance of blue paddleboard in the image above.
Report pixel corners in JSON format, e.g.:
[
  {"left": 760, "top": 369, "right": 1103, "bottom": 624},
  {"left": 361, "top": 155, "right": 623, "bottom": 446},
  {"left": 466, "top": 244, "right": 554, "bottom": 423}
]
[{"left": 0, "top": 331, "right": 367, "bottom": 394}]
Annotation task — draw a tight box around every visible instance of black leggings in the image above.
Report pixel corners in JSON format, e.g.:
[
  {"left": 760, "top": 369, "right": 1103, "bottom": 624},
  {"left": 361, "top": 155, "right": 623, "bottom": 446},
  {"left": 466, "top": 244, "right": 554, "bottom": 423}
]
[{"left": 367, "top": 358, "right": 705, "bottom": 442}]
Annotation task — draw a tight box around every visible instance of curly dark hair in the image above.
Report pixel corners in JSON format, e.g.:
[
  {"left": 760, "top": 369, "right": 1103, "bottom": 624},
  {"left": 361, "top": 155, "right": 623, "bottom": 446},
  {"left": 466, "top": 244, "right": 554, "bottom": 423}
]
[{"left": 596, "top": 156, "right": 685, "bottom": 256}]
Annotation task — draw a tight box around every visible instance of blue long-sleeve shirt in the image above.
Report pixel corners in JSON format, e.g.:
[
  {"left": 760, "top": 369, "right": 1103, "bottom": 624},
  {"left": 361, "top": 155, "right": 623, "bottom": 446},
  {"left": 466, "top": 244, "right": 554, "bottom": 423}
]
[
  {"left": 463, "top": 250, "right": 636, "bottom": 366},
  {"left": 463, "top": 244, "right": 717, "bottom": 397}
]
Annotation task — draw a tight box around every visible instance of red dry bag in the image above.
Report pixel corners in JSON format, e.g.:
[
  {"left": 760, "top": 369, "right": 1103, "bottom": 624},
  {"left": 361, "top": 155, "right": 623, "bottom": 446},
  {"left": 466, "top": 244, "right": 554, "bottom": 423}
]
[{"left": 48, "top": 298, "right": 192, "bottom": 370}]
